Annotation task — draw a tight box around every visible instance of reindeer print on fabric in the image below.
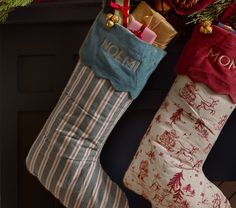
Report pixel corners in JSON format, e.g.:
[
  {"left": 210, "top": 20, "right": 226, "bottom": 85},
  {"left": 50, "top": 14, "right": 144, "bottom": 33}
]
[{"left": 124, "top": 75, "right": 235, "bottom": 208}]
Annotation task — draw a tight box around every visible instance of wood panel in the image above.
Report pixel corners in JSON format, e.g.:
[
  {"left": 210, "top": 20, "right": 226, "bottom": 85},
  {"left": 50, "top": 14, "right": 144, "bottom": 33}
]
[
  {"left": 230, "top": 192, "right": 236, "bottom": 207},
  {"left": 0, "top": 2, "right": 100, "bottom": 208},
  {"left": 218, "top": 182, "right": 236, "bottom": 207},
  {"left": 7, "top": 0, "right": 102, "bottom": 24},
  {"left": 18, "top": 111, "right": 56, "bottom": 208}
]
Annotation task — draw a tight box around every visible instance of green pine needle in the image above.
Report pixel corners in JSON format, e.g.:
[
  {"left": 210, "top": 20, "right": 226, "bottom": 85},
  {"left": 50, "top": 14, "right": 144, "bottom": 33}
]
[
  {"left": 0, "top": 0, "right": 33, "bottom": 23},
  {"left": 186, "top": 0, "right": 233, "bottom": 24}
]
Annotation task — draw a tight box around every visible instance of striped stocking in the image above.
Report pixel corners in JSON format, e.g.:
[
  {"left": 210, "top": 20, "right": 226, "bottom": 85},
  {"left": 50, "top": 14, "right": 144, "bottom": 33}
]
[
  {"left": 26, "top": 11, "right": 172, "bottom": 208},
  {"left": 26, "top": 62, "right": 132, "bottom": 208}
]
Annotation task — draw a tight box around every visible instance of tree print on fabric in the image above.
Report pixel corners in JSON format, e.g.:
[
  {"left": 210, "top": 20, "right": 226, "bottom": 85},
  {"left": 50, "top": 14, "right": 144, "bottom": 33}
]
[
  {"left": 167, "top": 171, "right": 184, "bottom": 202},
  {"left": 170, "top": 108, "right": 184, "bottom": 124},
  {"left": 124, "top": 75, "right": 234, "bottom": 208}
]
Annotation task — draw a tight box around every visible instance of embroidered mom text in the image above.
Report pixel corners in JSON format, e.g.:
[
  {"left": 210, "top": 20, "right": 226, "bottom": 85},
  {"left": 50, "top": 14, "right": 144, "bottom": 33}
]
[
  {"left": 208, "top": 48, "right": 236, "bottom": 70},
  {"left": 101, "top": 39, "right": 141, "bottom": 71}
]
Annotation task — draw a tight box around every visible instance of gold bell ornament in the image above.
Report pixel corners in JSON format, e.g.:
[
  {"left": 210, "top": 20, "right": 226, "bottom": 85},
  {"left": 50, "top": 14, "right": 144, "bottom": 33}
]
[
  {"left": 106, "top": 20, "right": 115, "bottom": 28},
  {"left": 199, "top": 20, "right": 213, "bottom": 34},
  {"left": 106, "top": 13, "right": 114, "bottom": 21},
  {"left": 105, "top": 13, "right": 120, "bottom": 28}
]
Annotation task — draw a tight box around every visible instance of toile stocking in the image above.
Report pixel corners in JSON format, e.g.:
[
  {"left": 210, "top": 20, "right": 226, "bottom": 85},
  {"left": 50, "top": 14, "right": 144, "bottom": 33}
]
[{"left": 124, "top": 24, "right": 236, "bottom": 208}]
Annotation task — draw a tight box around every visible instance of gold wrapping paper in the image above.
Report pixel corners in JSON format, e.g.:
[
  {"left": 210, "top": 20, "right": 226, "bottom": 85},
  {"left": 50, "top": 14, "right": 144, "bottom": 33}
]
[{"left": 132, "top": 1, "right": 177, "bottom": 49}]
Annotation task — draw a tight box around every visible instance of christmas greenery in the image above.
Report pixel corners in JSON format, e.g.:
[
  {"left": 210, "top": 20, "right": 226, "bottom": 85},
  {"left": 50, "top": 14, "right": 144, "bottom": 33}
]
[
  {"left": 0, "top": 0, "right": 32, "bottom": 23},
  {"left": 187, "top": 0, "right": 233, "bottom": 24}
]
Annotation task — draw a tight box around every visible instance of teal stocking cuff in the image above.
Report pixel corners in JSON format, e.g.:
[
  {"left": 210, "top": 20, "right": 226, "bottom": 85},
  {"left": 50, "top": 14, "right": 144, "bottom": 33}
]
[{"left": 80, "top": 11, "right": 166, "bottom": 99}]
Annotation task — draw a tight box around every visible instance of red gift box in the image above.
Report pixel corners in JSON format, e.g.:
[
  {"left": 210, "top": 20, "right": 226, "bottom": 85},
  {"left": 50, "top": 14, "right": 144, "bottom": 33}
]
[
  {"left": 110, "top": 0, "right": 130, "bottom": 27},
  {"left": 128, "top": 16, "right": 157, "bottom": 44}
]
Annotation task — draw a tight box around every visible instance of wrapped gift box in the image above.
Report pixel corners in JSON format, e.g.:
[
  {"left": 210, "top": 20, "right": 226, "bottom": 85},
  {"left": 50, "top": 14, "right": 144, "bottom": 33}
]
[
  {"left": 128, "top": 15, "right": 157, "bottom": 44},
  {"left": 132, "top": 1, "right": 177, "bottom": 49},
  {"left": 111, "top": 0, "right": 130, "bottom": 27}
]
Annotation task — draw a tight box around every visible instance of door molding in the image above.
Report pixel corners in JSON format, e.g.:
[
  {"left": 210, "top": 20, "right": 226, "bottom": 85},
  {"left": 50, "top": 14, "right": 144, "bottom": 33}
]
[{"left": 6, "top": 0, "right": 102, "bottom": 24}]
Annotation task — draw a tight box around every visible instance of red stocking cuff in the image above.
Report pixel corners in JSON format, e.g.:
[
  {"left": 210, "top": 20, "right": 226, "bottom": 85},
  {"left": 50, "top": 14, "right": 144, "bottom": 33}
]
[
  {"left": 177, "top": 25, "right": 236, "bottom": 103},
  {"left": 167, "top": 0, "right": 215, "bottom": 15}
]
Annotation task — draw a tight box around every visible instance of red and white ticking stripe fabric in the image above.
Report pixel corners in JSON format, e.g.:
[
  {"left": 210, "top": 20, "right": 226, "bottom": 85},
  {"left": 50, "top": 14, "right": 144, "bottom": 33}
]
[
  {"left": 124, "top": 75, "right": 235, "bottom": 208},
  {"left": 26, "top": 62, "right": 132, "bottom": 208}
]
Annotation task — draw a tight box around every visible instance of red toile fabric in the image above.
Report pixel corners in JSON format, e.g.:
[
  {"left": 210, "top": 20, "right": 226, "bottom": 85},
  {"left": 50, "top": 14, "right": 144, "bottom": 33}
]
[
  {"left": 177, "top": 24, "right": 236, "bottom": 103},
  {"left": 168, "top": 0, "right": 215, "bottom": 15}
]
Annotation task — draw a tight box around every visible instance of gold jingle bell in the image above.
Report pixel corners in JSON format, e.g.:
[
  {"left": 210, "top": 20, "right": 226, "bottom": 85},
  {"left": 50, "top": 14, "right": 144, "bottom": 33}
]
[
  {"left": 111, "top": 14, "right": 119, "bottom": 24},
  {"left": 201, "top": 20, "right": 212, "bottom": 27},
  {"left": 200, "top": 26, "right": 213, "bottom": 34},
  {"left": 200, "top": 20, "right": 213, "bottom": 34},
  {"left": 106, "top": 20, "right": 115, "bottom": 28},
  {"left": 106, "top": 13, "right": 113, "bottom": 21},
  {"left": 105, "top": 13, "right": 120, "bottom": 28}
]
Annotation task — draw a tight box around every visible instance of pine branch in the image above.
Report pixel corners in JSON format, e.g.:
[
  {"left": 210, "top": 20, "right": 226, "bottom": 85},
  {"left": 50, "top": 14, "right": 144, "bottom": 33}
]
[
  {"left": 0, "top": 0, "right": 33, "bottom": 23},
  {"left": 186, "top": 0, "right": 232, "bottom": 24}
]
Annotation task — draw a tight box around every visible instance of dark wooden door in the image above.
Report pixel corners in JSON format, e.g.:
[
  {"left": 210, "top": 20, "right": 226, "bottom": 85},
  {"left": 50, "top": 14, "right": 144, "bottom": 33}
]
[
  {"left": 0, "top": 1, "right": 236, "bottom": 208},
  {"left": 0, "top": 2, "right": 101, "bottom": 208}
]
